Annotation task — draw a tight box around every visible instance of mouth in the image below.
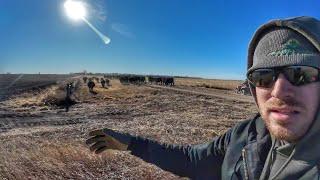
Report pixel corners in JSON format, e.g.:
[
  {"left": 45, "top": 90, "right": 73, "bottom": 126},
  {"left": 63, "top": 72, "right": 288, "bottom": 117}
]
[{"left": 269, "top": 107, "right": 300, "bottom": 123}]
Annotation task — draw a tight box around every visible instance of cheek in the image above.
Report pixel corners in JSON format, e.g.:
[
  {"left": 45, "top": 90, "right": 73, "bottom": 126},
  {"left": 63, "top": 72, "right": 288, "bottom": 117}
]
[
  {"left": 302, "top": 84, "right": 320, "bottom": 115},
  {"left": 255, "top": 88, "right": 270, "bottom": 109}
]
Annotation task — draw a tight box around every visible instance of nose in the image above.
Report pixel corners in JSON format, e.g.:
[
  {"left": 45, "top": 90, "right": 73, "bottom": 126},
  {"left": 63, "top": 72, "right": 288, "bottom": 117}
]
[{"left": 270, "top": 73, "right": 294, "bottom": 99}]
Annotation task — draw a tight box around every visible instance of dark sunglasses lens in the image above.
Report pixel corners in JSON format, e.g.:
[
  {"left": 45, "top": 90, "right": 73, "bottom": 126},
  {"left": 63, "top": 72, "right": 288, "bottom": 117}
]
[
  {"left": 249, "top": 69, "right": 275, "bottom": 87},
  {"left": 284, "top": 66, "right": 319, "bottom": 86}
]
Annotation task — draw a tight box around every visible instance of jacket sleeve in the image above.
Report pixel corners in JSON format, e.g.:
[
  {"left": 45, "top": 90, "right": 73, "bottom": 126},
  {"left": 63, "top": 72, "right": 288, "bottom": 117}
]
[{"left": 127, "top": 128, "right": 233, "bottom": 179}]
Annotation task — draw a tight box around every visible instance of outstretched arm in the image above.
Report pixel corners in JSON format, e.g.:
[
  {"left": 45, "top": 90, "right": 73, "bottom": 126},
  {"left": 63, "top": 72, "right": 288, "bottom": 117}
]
[
  {"left": 86, "top": 128, "right": 232, "bottom": 179},
  {"left": 128, "top": 129, "right": 232, "bottom": 179}
]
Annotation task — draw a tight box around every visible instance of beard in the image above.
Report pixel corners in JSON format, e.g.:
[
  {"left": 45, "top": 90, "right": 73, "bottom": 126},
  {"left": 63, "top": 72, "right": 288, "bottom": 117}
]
[
  {"left": 264, "top": 119, "right": 298, "bottom": 142},
  {"left": 260, "top": 98, "right": 307, "bottom": 142}
]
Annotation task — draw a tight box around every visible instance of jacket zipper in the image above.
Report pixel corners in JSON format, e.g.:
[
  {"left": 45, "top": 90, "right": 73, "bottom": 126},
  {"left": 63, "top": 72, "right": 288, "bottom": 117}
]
[{"left": 242, "top": 148, "right": 249, "bottom": 180}]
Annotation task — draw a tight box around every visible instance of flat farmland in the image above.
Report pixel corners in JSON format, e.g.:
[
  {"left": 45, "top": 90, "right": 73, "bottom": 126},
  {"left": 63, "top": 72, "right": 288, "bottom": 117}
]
[
  {"left": 0, "top": 76, "right": 257, "bottom": 179},
  {"left": 175, "top": 77, "right": 243, "bottom": 90},
  {"left": 0, "top": 74, "right": 73, "bottom": 101}
]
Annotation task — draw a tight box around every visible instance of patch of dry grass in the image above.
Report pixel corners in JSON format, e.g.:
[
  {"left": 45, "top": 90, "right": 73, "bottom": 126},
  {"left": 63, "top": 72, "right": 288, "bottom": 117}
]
[
  {"left": 41, "top": 86, "right": 67, "bottom": 106},
  {"left": 175, "top": 78, "right": 243, "bottom": 90},
  {"left": 0, "top": 128, "right": 181, "bottom": 180},
  {"left": 3, "top": 86, "right": 59, "bottom": 110},
  {"left": 4, "top": 81, "right": 80, "bottom": 110}
]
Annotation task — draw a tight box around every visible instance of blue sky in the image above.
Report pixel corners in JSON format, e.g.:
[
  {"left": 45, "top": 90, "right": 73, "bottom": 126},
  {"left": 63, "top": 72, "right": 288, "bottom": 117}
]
[{"left": 0, "top": 0, "right": 319, "bottom": 79}]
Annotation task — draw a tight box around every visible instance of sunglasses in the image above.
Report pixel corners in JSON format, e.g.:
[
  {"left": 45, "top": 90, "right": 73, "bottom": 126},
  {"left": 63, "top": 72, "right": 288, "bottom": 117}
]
[{"left": 247, "top": 66, "right": 320, "bottom": 88}]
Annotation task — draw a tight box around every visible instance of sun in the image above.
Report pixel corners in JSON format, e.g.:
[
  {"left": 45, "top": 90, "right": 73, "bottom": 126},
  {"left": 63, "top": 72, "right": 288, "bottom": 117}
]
[
  {"left": 64, "top": 0, "right": 86, "bottom": 21},
  {"left": 63, "top": 0, "right": 111, "bottom": 44}
]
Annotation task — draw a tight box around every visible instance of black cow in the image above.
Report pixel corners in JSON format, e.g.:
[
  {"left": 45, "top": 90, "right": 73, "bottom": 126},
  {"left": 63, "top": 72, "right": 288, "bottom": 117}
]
[
  {"left": 87, "top": 80, "right": 95, "bottom": 92},
  {"left": 163, "top": 77, "right": 174, "bottom": 86},
  {"left": 65, "top": 82, "right": 74, "bottom": 112},
  {"left": 100, "top": 78, "right": 106, "bottom": 88},
  {"left": 120, "top": 75, "right": 145, "bottom": 85},
  {"left": 83, "top": 76, "right": 88, "bottom": 83},
  {"left": 148, "top": 76, "right": 174, "bottom": 86}
]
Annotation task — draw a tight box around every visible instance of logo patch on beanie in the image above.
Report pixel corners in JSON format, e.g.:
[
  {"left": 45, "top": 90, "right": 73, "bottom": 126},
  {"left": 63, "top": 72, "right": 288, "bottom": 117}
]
[{"left": 268, "top": 39, "right": 313, "bottom": 56}]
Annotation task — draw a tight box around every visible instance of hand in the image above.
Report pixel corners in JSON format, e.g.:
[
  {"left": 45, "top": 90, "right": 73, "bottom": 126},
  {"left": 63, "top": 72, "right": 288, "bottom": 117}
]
[{"left": 86, "top": 128, "right": 132, "bottom": 154}]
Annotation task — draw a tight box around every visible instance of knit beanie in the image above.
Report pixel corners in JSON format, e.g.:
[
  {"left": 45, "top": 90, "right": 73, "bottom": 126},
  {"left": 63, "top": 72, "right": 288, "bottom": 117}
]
[
  {"left": 248, "top": 27, "right": 320, "bottom": 73},
  {"left": 247, "top": 16, "right": 320, "bottom": 74}
]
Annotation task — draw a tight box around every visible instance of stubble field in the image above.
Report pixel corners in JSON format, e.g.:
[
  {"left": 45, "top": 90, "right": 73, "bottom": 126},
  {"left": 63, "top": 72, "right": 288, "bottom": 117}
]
[{"left": 0, "top": 75, "right": 256, "bottom": 179}]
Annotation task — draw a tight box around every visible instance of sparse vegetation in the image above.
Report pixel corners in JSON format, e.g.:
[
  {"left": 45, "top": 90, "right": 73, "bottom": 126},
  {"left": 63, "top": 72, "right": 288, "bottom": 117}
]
[
  {"left": 175, "top": 78, "right": 242, "bottom": 90},
  {"left": 0, "top": 76, "right": 255, "bottom": 179}
]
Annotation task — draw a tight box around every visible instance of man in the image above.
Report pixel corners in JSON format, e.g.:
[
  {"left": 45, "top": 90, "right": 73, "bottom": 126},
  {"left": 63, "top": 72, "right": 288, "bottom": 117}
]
[{"left": 86, "top": 16, "right": 320, "bottom": 179}]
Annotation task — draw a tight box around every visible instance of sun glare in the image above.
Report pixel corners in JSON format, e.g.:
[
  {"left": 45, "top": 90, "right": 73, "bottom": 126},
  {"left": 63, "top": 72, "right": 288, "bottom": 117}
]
[
  {"left": 63, "top": 0, "right": 110, "bottom": 44},
  {"left": 64, "top": 0, "right": 86, "bottom": 21}
]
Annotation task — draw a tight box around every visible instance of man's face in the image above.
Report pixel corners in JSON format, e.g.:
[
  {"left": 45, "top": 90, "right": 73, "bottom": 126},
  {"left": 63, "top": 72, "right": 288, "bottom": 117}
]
[{"left": 256, "top": 73, "right": 320, "bottom": 142}]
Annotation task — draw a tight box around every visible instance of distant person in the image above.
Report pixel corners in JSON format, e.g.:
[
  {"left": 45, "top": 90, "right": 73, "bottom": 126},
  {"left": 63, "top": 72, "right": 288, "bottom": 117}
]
[
  {"left": 87, "top": 79, "right": 95, "bottom": 93},
  {"left": 87, "top": 16, "right": 320, "bottom": 179}
]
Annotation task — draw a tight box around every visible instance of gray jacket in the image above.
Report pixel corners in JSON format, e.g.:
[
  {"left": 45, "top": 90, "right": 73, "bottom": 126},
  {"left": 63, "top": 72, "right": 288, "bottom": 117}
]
[{"left": 128, "top": 113, "right": 320, "bottom": 179}]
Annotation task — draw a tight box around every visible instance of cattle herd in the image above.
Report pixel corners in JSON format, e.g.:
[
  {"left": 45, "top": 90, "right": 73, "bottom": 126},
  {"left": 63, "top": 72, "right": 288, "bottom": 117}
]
[
  {"left": 83, "top": 75, "right": 174, "bottom": 86},
  {"left": 82, "top": 75, "right": 175, "bottom": 92},
  {"left": 119, "top": 75, "right": 174, "bottom": 86}
]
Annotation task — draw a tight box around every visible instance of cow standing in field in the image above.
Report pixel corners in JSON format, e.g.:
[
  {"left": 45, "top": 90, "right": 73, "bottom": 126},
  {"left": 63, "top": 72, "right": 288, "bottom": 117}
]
[
  {"left": 119, "top": 76, "right": 128, "bottom": 84},
  {"left": 119, "top": 75, "right": 147, "bottom": 85},
  {"left": 100, "top": 78, "right": 106, "bottom": 88},
  {"left": 155, "top": 77, "right": 162, "bottom": 85},
  {"left": 163, "top": 77, "right": 174, "bottom": 86},
  {"left": 87, "top": 79, "right": 95, "bottom": 93},
  {"left": 105, "top": 78, "right": 110, "bottom": 87},
  {"left": 65, "top": 82, "right": 73, "bottom": 112},
  {"left": 148, "top": 76, "right": 162, "bottom": 85},
  {"left": 83, "top": 76, "right": 88, "bottom": 83},
  {"left": 148, "top": 76, "right": 174, "bottom": 86}
]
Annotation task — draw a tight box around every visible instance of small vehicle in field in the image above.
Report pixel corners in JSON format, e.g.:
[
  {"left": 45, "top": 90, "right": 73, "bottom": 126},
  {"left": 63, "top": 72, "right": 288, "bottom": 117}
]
[{"left": 235, "top": 80, "right": 251, "bottom": 95}]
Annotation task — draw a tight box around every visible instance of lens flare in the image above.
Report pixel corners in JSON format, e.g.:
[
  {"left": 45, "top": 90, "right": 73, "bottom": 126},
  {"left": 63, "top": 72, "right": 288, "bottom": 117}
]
[
  {"left": 64, "top": 0, "right": 111, "bottom": 45},
  {"left": 82, "top": 18, "right": 111, "bottom": 44},
  {"left": 64, "top": 0, "right": 86, "bottom": 21}
]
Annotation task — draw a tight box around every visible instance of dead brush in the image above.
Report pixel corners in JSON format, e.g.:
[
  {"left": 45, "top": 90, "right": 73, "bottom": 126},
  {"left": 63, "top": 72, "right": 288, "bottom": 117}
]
[
  {"left": 0, "top": 129, "right": 181, "bottom": 179},
  {"left": 41, "top": 85, "right": 67, "bottom": 107},
  {"left": 3, "top": 86, "right": 56, "bottom": 109},
  {"left": 41, "top": 82, "right": 77, "bottom": 108}
]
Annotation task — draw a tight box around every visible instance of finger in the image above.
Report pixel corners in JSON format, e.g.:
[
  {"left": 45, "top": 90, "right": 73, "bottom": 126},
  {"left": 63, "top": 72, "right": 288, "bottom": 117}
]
[
  {"left": 86, "top": 135, "right": 106, "bottom": 145},
  {"left": 89, "top": 129, "right": 105, "bottom": 136},
  {"left": 95, "top": 146, "right": 109, "bottom": 154},
  {"left": 90, "top": 141, "right": 107, "bottom": 152},
  {"left": 103, "top": 129, "right": 131, "bottom": 145}
]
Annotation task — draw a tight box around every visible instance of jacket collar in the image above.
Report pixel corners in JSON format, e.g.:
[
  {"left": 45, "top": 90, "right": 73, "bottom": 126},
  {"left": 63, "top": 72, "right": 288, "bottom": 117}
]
[{"left": 261, "top": 107, "right": 320, "bottom": 179}]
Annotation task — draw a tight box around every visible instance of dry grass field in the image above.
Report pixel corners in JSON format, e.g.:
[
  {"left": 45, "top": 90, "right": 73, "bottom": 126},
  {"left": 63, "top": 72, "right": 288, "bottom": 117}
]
[
  {"left": 0, "top": 76, "right": 256, "bottom": 179},
  {"left": 0, "top": 74, "right": 74, "bottom": 101},
  {"left": 175, "top": 77, "right": 243, "bottom": 90}
]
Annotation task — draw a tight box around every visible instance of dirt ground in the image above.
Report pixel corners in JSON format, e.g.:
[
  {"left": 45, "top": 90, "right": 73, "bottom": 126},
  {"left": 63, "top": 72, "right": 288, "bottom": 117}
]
[{"left": 0, "top": 77, "right": 257, "bottom": 179}]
